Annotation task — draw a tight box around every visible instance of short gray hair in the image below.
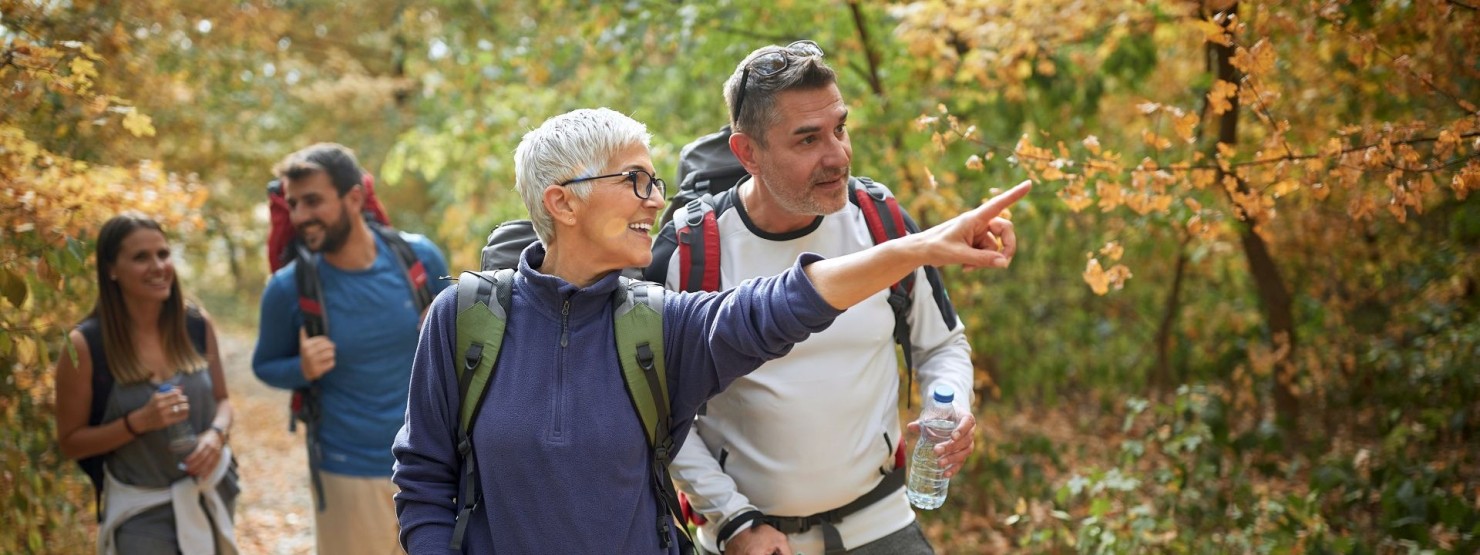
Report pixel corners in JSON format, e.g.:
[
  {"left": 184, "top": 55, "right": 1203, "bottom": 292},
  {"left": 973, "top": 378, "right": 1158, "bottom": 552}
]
[
  {"left": 723, "top": 44, "right": 838, "bottom": 145},
  {"left": 514, "top": 108, "right": 652, "bottom": 244}
]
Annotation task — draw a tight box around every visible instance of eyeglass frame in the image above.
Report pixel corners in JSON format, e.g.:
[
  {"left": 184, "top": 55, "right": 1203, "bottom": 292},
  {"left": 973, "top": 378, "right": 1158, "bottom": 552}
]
[
  {"left": 729, "top": 40, "right": 826, "bottom": 126},
  {"left": 558, "top": 169, "right": 667, "bottom": 200}
]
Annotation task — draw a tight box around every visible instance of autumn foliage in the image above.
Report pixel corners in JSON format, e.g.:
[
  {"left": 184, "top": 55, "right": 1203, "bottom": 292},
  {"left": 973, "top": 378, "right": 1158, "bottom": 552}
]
[{"left": 3, "top": 0, "right": 1477, "bottom": 552}]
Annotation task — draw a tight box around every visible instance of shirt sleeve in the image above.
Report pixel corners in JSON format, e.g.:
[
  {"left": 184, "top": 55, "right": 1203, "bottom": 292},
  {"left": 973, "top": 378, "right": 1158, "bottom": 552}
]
[
  {"left": 906, "top": 266, "right": 975, "bottom": 412},
  {"left": 251, "top": 270, "right": 311, "bottom": 390},
  {"left": 669, "top": 425, "right": 759, "bottom": 547},
  {"left": 391, "top": 287, "right": 462, "bottom": 552},
  {"left": 659, "top": 253, "right": 844, "bottom": 431}
]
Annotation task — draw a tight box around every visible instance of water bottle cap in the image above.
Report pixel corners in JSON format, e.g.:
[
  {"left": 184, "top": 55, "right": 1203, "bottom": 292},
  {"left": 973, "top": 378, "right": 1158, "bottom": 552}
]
[
  {"left": 931, "top": 384, "right": 954, "bottom": 404},
  {"left": 158, "top": 383, "right": 175, "bottom": 393}
]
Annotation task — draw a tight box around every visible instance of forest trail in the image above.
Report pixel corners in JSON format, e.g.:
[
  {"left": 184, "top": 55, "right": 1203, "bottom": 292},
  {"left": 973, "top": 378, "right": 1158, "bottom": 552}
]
[{"left": 219, "top": 328, "right": 314, "bottom": 554}]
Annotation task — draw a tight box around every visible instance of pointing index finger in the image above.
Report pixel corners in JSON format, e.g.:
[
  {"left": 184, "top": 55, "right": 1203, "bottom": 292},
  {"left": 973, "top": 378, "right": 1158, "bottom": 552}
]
[{"left": 977, "top": 181, "right": 1033, "bottom": 219}]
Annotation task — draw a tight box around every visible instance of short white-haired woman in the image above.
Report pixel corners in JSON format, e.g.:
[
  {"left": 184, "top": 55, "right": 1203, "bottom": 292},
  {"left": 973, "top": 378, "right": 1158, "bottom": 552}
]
[{"left": 393, "top": 108, "right": 1027, "bottom": 553}]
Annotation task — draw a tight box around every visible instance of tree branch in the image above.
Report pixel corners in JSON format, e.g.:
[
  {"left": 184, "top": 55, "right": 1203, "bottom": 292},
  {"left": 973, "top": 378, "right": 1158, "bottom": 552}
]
[{"left": 847, "top": 1, "right": 887, "bottom": 98}]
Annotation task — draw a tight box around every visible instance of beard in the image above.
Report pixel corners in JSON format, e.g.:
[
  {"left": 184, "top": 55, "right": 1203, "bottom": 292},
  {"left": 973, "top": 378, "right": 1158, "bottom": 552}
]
[
  {"left": 758, "top": 162, "right": 851, "bottom": 216},
  {"left": 303, "top": 205, "right": 355, "bottom": 254}
]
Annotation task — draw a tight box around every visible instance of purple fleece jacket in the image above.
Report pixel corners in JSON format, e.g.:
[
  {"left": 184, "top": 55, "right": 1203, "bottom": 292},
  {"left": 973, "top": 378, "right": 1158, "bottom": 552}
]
[{"left": 392, "top": 243, "right": 842, "bottom": 553}]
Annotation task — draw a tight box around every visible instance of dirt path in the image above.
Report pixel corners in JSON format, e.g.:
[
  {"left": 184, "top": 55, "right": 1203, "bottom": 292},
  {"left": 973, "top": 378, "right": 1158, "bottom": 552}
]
[{"left": 219, "top": 328, "right": 315, "bottom": 554}]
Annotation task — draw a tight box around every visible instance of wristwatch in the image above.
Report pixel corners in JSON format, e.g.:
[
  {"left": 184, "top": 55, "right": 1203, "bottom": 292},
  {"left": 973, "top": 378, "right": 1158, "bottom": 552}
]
[{"left": 211, "top": 424, "right": 230, "bottom": 444}]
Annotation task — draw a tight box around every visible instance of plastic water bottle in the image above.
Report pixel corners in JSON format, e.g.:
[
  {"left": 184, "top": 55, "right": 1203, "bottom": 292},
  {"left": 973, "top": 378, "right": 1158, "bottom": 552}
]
[
  {"left": 907, "top": 384, "right": 960, "bottom": 510},
  {"left": 158, "top": 381, "right": 196, "bottom": 466}
]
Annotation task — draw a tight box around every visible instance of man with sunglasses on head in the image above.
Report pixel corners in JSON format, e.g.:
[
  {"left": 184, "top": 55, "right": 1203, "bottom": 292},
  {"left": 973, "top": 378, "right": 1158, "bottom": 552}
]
[{"left": 648, "top": 42, "right": 994, "bottom": 555}]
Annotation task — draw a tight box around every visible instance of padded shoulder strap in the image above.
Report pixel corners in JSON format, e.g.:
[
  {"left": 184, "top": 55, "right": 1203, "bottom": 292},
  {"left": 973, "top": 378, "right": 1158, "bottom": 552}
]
[
  {"left": 292, "top": 245, "right": 329, "bottom": 337},
  {"left": 185, "top": 309, "right": 208, "bottom": 355},
  {"left": 611, "top": 278, "right": 692, "bottom": 552},
  {"left": 612, "top": 277, "right": 669, "bottom": 449},
  {"left": 371, "top": 223, "right": 436, "bottom": 312},
  {"left": 675, "top": 190, "right": 738, "bottom": 293},
  {"left": 454, "top": 269, "right": 513, "bottom": 434}
]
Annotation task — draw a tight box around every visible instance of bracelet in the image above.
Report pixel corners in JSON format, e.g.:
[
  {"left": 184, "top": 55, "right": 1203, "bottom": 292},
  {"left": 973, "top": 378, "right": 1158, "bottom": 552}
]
[
  {"left": 122, "top": 412, "right": 140, "bottom": 437},
  {"left": 211, "top": 425, "right": 229, "bottom": 444}
]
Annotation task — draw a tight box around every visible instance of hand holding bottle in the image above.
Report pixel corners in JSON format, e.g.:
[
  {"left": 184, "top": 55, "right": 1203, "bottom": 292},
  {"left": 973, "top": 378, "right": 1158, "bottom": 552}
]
[
  {"left": 905, "top": 401, "right": 976, "bottom": 479},
  {"left": 907, "top": 385, "right": 973, "bottom": 510},
  {"left": 130, "top": 380, "right": 191, "bottom": 432},
  {"left": 157, "top": 381, "right": 197, "bottom": 469}
]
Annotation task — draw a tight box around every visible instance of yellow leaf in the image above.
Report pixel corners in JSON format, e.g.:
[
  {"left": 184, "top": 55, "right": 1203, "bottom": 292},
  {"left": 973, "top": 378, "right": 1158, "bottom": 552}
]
[
  {"left": 1082, "top": 135, "right": 1102, "bottom": 155},
  {"left": 123, "top": 110, "right": 155, "bottom": 137},
  {"left": 14, "top": 335, "right": 37, "bottom": 366},
  {"left": 1193, "top": 19, "right": 1231, "bottom": 47},
  {"left": 1209, "top": 80, "right": 1238, "bottom": 115},
  {"left": 1084, "top": 257, "right": 1110, "bottom": 295},
  {"left": 69, "top": 57, "right": 98, "bottom": 80},
  {"left": 1100, "top": 241, "right": 1124, "bottom": 261},
  {"left": 1142, "top": 129, "right": 1172, "bottom": 151},
  {"left": 1058, "top": 183, "right": 1092, "bottom": 213},
  {"left": 965, "top": 155, "right": 984, "bottom": 171},
  {"left": 1096, "top": 181, "right": 1124, "bottom": 211},
  {"left": 1174, "top": 111, "right": 1199, "bottom": 143},
  {"left": 1272, "top": 179, "right": 1299, "bottom": 197}
]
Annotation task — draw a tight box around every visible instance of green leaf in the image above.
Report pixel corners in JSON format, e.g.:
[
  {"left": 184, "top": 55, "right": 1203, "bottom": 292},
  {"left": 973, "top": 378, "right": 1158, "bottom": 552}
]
[{"left": 1, "top": 269, "right": 28, "bottom": 307}]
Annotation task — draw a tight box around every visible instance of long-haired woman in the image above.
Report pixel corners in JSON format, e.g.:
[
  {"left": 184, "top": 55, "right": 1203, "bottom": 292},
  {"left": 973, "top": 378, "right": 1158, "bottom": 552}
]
[{"left": 55, "top": 213, "right": 238, "bottom": 554}]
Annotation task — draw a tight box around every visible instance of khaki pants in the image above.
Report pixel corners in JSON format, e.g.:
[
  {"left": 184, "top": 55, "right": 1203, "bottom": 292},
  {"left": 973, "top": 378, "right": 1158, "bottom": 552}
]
[{"left": 312, "top": 471, "right": 404, "bottom": 555}]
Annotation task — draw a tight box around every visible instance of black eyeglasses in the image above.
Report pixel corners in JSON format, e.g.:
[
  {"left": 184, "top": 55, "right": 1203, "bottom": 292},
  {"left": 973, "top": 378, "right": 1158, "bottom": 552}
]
[
  {"left": 730, "top": 40, "right": 825, "bottom": 125},
  {"left": 559, "top": 169, "right": 666, "bottom": 200}
]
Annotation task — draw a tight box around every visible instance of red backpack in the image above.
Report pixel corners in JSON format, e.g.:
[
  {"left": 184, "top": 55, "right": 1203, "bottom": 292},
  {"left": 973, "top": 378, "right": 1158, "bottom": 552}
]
[{"left": 264, "top": 173, "right": 435, "bottom": 511}]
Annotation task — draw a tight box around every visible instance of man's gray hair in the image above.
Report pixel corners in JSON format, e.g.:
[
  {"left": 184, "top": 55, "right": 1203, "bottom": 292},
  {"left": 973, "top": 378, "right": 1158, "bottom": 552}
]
[
  {"left": 723, "top": 45, "right": 838, "bottom": 145},
  {"left": 514, "top": 108, "right": 652, "bottom": 244}
]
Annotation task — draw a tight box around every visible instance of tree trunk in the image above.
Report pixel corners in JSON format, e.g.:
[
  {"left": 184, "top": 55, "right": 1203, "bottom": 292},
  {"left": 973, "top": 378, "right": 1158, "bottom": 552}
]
[
  {"left": 1208, "top": 2, "right": 1301, "bottom": 430},
  {"left": 1153, "top": 235, "right": 1190, "bottom": 390}
]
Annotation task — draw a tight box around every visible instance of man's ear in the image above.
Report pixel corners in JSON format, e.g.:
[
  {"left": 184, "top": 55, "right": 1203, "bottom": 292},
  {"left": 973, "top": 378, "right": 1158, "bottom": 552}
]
[
  {"left": 543, "top": 184, "right": 579, "bottom": 227},
  {"left": 343, "top": 183, "right": 366, "bottom": 213},
  {"left": 730, "top": 132, "right": 762, "bottom": 175}
]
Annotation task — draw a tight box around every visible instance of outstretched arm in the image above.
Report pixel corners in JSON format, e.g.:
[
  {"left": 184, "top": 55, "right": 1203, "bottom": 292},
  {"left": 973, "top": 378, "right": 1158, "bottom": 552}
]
[{"left": 805, "top": 182, "right": 1030, "bottom": 310}]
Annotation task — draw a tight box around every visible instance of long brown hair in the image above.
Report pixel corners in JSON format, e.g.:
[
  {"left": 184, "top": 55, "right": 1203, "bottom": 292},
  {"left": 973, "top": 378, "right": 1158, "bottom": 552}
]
[{"left": 91, "top": 214, "right": 205, "bottom": 384}]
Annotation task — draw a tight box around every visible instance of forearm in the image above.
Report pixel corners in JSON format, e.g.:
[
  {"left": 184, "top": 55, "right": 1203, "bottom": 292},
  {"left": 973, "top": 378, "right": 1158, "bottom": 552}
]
[
  {"left": 251, "top": 356, "right": 310, "bottom": 389},
  {"left": 59, "top": 412, "right": 147, "bottom": 460},
  {"left": 804, "top": 237, "right": 927, "bottom": 310},
  {"left": 670, "top": 430, "right": 756, "bottom": 526},
  {"left": 210, "top": 398, "right": 234, "bottom": 436}
]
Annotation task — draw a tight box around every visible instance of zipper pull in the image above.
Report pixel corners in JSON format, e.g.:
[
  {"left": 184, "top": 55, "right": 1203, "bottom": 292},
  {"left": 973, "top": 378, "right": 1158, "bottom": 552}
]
[{"left": 560, "top": 300, "right": 570, "bottom": 347}]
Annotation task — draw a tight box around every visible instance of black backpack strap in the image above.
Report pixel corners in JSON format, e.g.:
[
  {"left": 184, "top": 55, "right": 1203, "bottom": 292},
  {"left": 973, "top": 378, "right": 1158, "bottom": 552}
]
[
  {"left": 449, "top": 269, "right": 513, "bottom": 551},
  {"left": 744, "top": 469, "right": 907, "bottom": 554},
  {"left": 849, "top": 177, "right": 920, "bottom": 406},
  {"left": 185, "top": 309, "right": 208, "bottom": 354},
  {"left": 370, "top": 222, "right": 436, "bottom": 312},
  {"left": 293, "top": 244, "right": 328, "bottom": 338},
  {"left": 75, "top": 319, "right": 110, "bottom": 519},
  {"left": 285, "top": 245, "right": 329, "bottom": 509}
]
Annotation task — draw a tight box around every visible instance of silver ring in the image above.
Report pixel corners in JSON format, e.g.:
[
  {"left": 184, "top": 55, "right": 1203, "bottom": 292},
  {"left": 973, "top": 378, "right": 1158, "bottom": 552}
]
[{"left": 173, "top": 405, "right": 182, "bottom": 414}]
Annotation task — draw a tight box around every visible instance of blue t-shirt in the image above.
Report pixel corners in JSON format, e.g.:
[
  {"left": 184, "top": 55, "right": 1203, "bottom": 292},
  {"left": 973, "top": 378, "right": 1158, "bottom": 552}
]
[{"left": 252, "top": 231, "right": 450, "bottom": 477}]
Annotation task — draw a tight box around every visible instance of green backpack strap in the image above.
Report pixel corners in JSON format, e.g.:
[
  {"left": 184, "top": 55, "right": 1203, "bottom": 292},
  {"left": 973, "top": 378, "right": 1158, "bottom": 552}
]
[
  {"left": 612, "top": 277, "right": 670, "bottom": 448},
  {"left": 449, "top": 268, "right": 513, "bottom": 550},
  {"left": 612, "top": 277, "right": 692, "bottom": 553}
]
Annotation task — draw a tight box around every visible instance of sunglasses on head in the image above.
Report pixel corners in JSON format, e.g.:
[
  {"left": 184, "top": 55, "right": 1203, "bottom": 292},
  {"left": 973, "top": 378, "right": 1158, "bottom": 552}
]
[{"left": 729, "top": 40, "right": 826, "bottom": 124}]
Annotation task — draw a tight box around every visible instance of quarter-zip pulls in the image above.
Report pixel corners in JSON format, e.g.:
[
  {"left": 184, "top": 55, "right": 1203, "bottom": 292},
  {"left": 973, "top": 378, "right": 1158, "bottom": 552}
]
[
  {"left": 560, "top": 299, "right": 571, "bottom": 347},
  {"left": 550, "top": 296, "right": 572, "bottom": 444}
]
